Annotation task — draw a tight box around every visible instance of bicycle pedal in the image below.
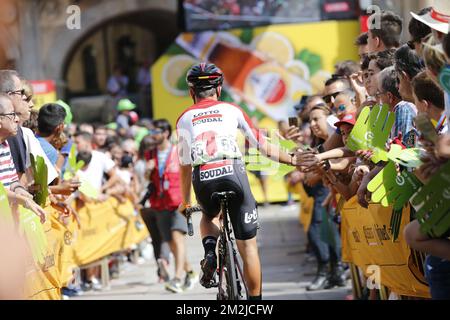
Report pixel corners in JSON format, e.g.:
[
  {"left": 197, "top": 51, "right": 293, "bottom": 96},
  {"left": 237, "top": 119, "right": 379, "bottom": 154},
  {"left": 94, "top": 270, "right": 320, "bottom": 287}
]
[{"left": 203, "top": 279, "right": 218, "bottom": 289}]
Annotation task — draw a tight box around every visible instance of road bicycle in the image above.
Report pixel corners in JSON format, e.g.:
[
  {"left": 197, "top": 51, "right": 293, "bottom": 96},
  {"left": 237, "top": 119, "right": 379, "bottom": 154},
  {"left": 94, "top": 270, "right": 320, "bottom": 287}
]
[{"left": 185, "top": 191, "right": 248, "bottom": 300}]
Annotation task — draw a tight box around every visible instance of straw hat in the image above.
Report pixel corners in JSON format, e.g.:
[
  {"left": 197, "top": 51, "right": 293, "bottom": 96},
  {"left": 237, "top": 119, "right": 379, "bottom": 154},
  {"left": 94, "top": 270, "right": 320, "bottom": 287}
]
[{"left": 410, "top": 1, "right": 450, "bottom": 34}]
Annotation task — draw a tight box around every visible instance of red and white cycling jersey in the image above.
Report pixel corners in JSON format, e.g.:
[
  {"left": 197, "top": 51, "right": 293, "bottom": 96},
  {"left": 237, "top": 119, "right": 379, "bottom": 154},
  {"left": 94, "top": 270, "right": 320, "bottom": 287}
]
[{"left": 176, "top": 99, "right": 265, "bottom": 166}]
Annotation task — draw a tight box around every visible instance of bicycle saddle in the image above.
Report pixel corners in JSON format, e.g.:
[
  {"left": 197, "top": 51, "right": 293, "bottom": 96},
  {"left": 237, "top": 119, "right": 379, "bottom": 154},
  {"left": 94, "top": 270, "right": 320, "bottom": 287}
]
[{"left": 211, "top": 191, "right": 236, "bottom": 201}]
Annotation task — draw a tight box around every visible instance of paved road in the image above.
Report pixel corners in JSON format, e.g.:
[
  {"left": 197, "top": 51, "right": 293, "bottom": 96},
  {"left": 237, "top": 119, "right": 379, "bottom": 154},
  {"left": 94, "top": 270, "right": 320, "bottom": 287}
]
[{"left": 73, "top": 203, "right": 351, "bottom": 300}]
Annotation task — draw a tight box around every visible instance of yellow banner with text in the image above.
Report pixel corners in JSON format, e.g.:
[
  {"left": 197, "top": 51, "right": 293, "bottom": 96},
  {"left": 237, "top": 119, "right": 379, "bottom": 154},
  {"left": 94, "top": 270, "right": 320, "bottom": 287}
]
[{"left": 340, "top": 197, "right": 430, "bottom": 298}]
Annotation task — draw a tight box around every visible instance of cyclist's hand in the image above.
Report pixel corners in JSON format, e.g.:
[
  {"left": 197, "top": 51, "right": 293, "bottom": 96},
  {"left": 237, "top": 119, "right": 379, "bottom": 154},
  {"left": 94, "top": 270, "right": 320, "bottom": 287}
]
[{"left": 178, "top": 203, "right": 190, "bottom": 217}]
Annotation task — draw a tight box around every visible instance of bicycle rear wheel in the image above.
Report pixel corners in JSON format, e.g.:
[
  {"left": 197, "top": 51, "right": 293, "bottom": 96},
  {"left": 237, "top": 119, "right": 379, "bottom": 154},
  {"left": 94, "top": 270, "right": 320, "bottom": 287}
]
[{"left": 224, "top": 240, "right": 240, "bottom": 300}]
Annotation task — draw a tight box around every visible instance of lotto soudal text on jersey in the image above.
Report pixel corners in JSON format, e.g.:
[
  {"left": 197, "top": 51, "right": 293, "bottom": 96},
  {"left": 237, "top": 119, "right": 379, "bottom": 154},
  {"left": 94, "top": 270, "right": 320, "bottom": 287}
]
[
  {"left": 199, "top": 160, "right": 234, "bottom": 181},
  {"left": 192, "top": 110, "right": 223, "bottom": 127}
]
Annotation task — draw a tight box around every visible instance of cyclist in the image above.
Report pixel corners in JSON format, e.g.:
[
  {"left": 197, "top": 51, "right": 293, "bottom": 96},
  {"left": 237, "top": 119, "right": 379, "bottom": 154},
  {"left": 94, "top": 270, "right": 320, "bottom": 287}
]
[{"left": 177, "top": 63, "right": 300, "bottom": 300}]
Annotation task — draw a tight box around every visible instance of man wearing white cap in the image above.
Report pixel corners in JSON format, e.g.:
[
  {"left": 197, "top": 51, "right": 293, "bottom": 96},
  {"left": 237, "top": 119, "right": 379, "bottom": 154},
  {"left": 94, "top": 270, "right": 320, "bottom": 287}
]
[
  {"left": 413, "top": 2, "right": 450, "bottom": 133},
  {"left": 409, "top": 2, "right": 450, "bottom": 300},
  {"left": 410, "top": 1, "right": 449, "bottom": 42}
]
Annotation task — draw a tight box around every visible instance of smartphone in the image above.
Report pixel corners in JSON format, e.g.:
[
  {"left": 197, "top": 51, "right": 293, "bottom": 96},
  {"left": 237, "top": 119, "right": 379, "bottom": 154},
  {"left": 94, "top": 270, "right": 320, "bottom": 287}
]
[
  {"left": 317, "top": 144, "right": 325, "bottom": 153},
  {"left": 288, "top": 117, "right": 299, "bottom": 127},
  {"left": 415, "top": 113, "right": 438, "bottom": 144}
]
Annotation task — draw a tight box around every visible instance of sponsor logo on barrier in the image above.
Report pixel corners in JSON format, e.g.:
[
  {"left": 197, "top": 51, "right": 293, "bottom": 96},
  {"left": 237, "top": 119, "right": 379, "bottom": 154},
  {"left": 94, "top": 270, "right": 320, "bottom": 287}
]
[
  {"left": 200, "top": 160, "right": 234, "bottom": 181},
  {"left": 351, "top": 228, "right": 361, "bottom": 243},
  {"left": 64, "top": 231, "right": 73, "bottom": 246},
  {"left": 362, "top": 224, "right": 393, "bottom": 246},
  {"left": 82, "top": 228, "right": 97, "bottom": 237},
  {"left": 374, "top": 224, "right": 391, "bottom": 242},
  {"left": 40, "top": 254, "right": 55, "bottom": 272},
  {"left": 363, "top": 226, "right": 379, "bottom": 246}
]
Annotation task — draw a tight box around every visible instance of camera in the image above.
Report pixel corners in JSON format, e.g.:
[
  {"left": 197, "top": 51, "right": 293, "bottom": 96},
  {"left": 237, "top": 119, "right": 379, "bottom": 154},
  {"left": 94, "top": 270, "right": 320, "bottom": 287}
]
[{"left": 139, "top": 182, "right": 155, "bottom": 207}]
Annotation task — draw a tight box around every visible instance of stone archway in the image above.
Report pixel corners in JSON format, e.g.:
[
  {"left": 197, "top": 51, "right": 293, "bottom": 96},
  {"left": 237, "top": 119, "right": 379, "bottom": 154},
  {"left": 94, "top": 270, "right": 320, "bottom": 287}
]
[{"left": 41, "top": 0, "right": 178, "bottom": 94}]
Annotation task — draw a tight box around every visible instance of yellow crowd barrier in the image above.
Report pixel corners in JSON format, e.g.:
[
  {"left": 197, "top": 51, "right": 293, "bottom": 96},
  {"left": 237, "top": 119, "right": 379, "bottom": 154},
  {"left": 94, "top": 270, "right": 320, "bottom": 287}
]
[
  {"left": 25, "top": 197, "right": 148, "bottom": 300},
  {"left": 340, "top": 197, "right": 430, "bottom": 298},
  {"left": 26, "top": 205, "right": 67, "bottom": 300},
  {"left": 73, "top": 197, "right": 148, "bottom": 266}
]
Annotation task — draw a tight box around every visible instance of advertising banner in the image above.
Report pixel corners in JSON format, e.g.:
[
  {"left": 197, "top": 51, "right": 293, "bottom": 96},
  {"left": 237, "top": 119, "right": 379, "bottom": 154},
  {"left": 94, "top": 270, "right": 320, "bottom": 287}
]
[
  {"left": 30, "top": 80, "right": 57, "bottom": 109},
  {"left": 340, "top": 197, "right": 430, "bottom": 298},
  {"left": 72, "top": 198, "right": 148, "bottom": 266},
  {"left": 152, "top": 21, "right": 359, "bottom": 202}
]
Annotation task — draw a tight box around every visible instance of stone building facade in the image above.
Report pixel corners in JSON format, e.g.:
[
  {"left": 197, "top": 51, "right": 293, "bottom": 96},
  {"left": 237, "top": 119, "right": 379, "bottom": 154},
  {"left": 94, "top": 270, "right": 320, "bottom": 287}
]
[{"left": 1, "top": 0, "right": 178, "bottom": 98}]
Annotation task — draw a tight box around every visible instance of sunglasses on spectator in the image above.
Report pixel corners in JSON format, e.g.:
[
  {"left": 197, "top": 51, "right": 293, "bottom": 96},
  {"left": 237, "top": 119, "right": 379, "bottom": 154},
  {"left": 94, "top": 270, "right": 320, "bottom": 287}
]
[
  {"left": 0, "top": 112, "right": 18, "bottom": 121},
  {"left": 330, "top": 74, "right": 347, "bottom": 80},
  {"left": 323, "top": 92, "right": 341, "bottom": 104},
  {"left": 150, "top": 128, "right": 163, "bottom": 135},
  {"left": 24, "top": 95, "right": 33, "bottom": 103},
  {"left": 337, "top": 105, "right": 346, "bottom": 112},
  {"left": 375, "top": 91, "right": 387, "bottom": 98},
  {"left": 8, "top": 89, "right": 25, "bottom": 97}
]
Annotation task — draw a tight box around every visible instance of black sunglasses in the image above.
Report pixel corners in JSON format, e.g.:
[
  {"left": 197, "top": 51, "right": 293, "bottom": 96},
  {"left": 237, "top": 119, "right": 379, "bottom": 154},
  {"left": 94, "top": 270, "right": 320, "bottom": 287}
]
[
  {"left": 8, "top": 89, "right": 25, "bottom": 97},
  {"left": 330, "top": 74, "right": 347, "bottom": 80},
  {"left": 150, "top": 128, "right": 164, "bottom": 135},
  {"left": 323, "top": 91, "right": 341, "bottom": 104},
  {"left": 24, "top": 95, "right": 33, "bottom": 103},
  {"left": 0, "top": 112, "right": 18, "bottom": 121}
]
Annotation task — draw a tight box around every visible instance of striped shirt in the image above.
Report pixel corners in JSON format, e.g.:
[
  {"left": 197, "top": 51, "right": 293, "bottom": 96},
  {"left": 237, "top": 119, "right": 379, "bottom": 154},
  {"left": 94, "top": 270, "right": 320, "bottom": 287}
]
[
  {"left": 0, "top": 141, "right": 19, "bottom": 189},
  {"left": 390, "top": 101, "right": 417, "bottom": 148}
]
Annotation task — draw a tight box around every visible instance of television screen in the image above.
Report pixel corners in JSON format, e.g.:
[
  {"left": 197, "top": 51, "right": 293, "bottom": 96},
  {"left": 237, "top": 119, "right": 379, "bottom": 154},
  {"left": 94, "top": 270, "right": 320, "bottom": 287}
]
[{"left": 181, "top": 0, "right": 322, "bottom": 32}]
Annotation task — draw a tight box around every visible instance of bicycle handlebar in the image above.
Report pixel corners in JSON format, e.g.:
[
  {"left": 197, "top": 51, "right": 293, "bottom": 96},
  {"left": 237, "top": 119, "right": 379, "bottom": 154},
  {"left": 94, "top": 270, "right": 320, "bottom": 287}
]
[
  {"left": 185, "top": 205, "right": 203, "bottom": 215},
  {"left": 184, "top": 205, "right": 203, "bottom": 236}
]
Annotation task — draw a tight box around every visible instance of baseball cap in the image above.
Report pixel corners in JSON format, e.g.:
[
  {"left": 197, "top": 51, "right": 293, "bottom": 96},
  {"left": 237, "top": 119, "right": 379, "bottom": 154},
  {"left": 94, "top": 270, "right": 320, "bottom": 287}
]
[
  {"left": 117, "top": 99, "right": 136, "bottom": 112},
  {"left": 120, "top": 154, "right": 134, "bottom": 168},
  {"left": 334, "top": 113, "right": 356, "bottom": 128},
  {"left": 55, "top": 100, "right": 73, "bottom": 125}
]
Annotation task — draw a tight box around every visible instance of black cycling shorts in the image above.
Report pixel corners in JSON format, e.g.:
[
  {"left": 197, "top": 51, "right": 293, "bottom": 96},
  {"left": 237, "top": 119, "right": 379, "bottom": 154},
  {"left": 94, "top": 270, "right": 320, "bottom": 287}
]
[{"left": 192, "top": 159, "right": 259, "bottom": 240}]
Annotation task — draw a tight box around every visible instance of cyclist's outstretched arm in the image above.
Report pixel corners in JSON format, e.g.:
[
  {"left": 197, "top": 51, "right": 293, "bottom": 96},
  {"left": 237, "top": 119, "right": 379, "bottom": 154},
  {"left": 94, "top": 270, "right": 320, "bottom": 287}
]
[
  {"left": 235, "top": 106, "right": 299, "bottom": 166},
  {"left": 176, "top": 123, "right": 193, "bottom": 211},
  {"left": 180, "top": 164, "right": 192, "bottom": 208},
  {"left": 258, "top": 140, "right": 298, "bottom": 166}
]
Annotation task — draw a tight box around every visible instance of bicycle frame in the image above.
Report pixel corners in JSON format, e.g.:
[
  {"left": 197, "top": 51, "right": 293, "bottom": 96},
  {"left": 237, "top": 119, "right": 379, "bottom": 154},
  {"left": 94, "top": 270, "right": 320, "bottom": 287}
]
[{"left": 185, "top": 192, "right": 249, "bottom": 300}]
